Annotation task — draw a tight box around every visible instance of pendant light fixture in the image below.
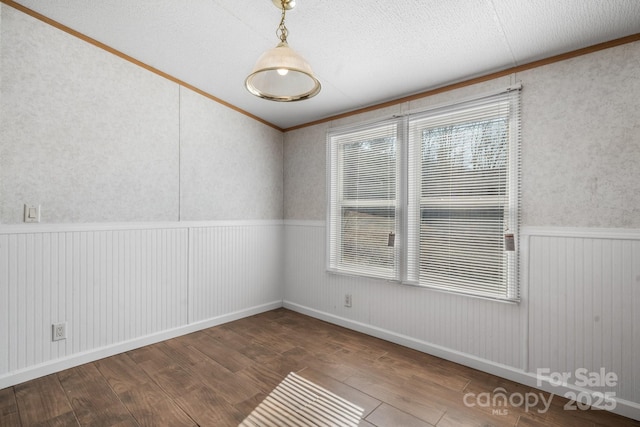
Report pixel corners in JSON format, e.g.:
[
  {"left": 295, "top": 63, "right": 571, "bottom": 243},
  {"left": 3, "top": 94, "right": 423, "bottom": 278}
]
[{"left": 245, "top": 0, "right": 321, "bottom": 102}]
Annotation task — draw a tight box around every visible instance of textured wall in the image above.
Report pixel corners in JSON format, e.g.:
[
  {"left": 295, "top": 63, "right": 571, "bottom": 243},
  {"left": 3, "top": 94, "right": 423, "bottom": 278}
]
[
  {"left": 0, "top": 6, "right": 180, "bottom": 224},
  {"left": 519, "top": 41, "right": 640, "bottom": 228},
  {"left": 284, "top": 42, "right": 640, "bottom": 228},
  {"left": 179, "top": 89, "right": 283, "bottom": 221},
  {"left": 283, "top": 124, "right": 329, "bottom": 220},
  {"left": 0, "top": 5, "right": 283, "bottom": 224}
]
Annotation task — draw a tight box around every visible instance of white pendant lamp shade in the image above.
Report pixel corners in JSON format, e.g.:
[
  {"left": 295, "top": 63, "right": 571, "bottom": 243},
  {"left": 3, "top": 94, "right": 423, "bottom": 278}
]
[
  {"left": 245, "top": 42, "right": 321, "bottom": 102},
  {"left": 245, "top": 0, "right": 321, "bottom": 102}
]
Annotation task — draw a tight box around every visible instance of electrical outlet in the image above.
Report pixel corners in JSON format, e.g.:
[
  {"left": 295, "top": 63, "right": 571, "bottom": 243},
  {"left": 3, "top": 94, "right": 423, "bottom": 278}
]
[
  {"left": 344, "top": 293, "right": 352, "bottom": 308},
  {"left": 52, "top": 322, "right": 66, "bottom": 341}
]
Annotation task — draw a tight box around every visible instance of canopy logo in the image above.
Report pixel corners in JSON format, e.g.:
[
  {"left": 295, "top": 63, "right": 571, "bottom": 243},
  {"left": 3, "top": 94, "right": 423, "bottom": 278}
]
[
  {"left": 462, "top": 368, "right": 619, "bottom": 416},
  {"left": 463, "top": 387, "right": 553, "bottom": 415}
]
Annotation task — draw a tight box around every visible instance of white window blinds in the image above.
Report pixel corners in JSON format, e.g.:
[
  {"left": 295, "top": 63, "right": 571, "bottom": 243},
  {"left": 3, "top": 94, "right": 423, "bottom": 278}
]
[
  {"left": 406, "top": 89, "right": 521, "bottom": 300},
  {"left": 327, "top": 120, "right": 400, "bottom": 280},
  {"left": 326, "top": 87, "right": 521, "bottom": 301}
]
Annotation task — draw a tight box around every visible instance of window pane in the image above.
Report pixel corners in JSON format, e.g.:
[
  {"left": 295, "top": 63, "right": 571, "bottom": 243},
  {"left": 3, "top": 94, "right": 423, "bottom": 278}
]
[
  {"left": 419, "top": 207, "right": 505, "bottom": 293},
  {"left": 407, "top": 90, "right": 520, "bottom": 300},
  {"left": 341, "top": 207, "right": 395, "bottom": 269},
  {"left": 328, "top": 119, "right": 399, "bottom": 280},
  {"left": 342, "top": 137, "right": 396, "bottom": 200},
  {"left": 419, "top": 118, "right": 508, "bottom": 291},
  {"left": 421, "top": 118, "right": 507, "bottom": 198}
]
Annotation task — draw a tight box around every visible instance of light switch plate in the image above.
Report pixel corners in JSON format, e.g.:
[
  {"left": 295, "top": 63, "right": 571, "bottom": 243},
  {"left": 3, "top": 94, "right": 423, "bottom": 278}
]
[{"left": 24, "top": 204, "right": 41, "bottom": 223}]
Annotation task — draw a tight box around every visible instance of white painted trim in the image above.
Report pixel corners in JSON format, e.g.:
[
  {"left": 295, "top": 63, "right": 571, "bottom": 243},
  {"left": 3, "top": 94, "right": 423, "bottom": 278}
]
[
  {"left": 0, "top": 300, "right": 282, "bottom": 389},
  {"left": 283, "top": 301, "right": 640, "bottom": 422},
  {"left": 185, "top": 220, "right": 284, "bottom": 228},
  {"left": 521, "top": 226, "right": 640, "bottom": 240},
  {"left": 0, "top": 219, "right": 284, "bottom": 234},
  {"left": 282, "top": 223, "right": 640, "bottom": 239},
  {"left": 519, "top": 233, "right": 530, "bottom": 373},
  {"left": 284, "top": 220, "right": 325, "bottom": 228}
]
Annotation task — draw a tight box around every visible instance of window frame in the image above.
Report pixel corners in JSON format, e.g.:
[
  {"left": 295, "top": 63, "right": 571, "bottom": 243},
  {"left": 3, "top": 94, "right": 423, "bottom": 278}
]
[
  {"left": 326, "top": 120, "right": 401, "bottom": 280},
  {"left": 326, "top": 86, "right": 521, "bottom": 301}
]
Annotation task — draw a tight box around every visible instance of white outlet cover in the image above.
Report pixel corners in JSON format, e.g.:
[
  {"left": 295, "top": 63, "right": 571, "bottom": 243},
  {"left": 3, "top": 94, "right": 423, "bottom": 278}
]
[
  {"left": 52, "top": 322, "right": 66, "bottom": 341},
  {"left": 344, "top": 294, "right": 352, "bottom": 307}
]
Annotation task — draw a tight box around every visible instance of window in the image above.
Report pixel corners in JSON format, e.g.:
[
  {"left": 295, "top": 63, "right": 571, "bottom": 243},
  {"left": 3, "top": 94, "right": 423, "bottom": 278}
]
[
  {"left": 327, "top": 120, "right": 400, "bottom": 280},
  {"left": 327, "top": 88, "right": 521, "bottom": 301},
  {"left": 406, "top": 91, "right": 520, "bottom": 300}
]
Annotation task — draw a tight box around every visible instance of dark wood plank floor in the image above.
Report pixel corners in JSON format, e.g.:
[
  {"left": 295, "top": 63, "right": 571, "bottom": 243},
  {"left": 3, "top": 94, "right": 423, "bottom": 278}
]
[{"left": 1, "top": 308, "right": 638, "bottom": 426}]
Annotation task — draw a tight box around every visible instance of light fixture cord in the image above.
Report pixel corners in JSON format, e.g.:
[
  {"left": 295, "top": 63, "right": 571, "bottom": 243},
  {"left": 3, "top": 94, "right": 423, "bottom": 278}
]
[{"left": 276, "top": 1, "right": 288, "bottom": 43}]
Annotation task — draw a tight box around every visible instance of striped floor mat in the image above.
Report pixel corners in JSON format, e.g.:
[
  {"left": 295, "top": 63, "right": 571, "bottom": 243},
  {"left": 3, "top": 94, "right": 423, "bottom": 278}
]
[{"left": 239, "top": 372, "right": 364, "bottom": 426}]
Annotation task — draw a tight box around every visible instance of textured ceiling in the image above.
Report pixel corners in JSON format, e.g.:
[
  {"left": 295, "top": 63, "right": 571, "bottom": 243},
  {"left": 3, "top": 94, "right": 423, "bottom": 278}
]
[{"left": 8, "top": 0, "right": 640, "bottom": 129}]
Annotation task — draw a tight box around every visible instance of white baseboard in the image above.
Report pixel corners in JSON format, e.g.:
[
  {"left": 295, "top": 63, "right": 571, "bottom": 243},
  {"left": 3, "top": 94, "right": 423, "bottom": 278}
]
[
  {"left": 283, "top": 301, "right": 640, "bottom": 422},
  {"left": 0, "top": 300, "right": 283, "bottom": 390},
  {"left": 0, "top": 219, "right": 284, "bottom": 234}
]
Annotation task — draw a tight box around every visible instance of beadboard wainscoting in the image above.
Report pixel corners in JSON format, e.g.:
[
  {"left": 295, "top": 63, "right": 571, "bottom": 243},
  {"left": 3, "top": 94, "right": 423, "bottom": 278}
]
[
  {"left": 188, "top": 223, "right": 284, "bottom": 323},
  {"left": 283, "top": 221, "right": 640, "bottom": 420},
  {"left": 526, "top": 227, "right": 640, "bottom": 416},
  {"left": 0, "top": 221, "right": 283, "bottom": 389}
]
